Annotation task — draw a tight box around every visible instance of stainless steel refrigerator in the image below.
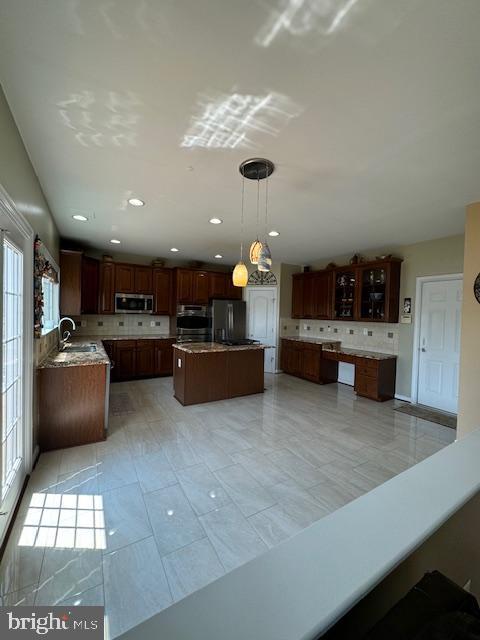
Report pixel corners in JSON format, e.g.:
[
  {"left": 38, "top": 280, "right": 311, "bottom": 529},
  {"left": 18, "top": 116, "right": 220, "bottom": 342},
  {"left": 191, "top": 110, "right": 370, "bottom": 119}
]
[{"left": 211, "top": 299, "right": 246, "bottom": 343}]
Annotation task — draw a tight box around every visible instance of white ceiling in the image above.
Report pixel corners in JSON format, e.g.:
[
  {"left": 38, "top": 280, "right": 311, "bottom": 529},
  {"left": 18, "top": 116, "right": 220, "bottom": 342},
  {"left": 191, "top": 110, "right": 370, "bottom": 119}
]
[{"left": 0, "top": 0, "right": 478, "bottom": 265}]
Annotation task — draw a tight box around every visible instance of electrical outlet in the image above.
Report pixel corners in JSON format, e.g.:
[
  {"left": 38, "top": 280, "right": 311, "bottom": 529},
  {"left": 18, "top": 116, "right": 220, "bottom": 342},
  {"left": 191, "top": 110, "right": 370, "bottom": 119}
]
[
  {"left": 327, "top": 325, "right": 332, "bottom": 332},
  {"left": 81, "top": 320, "right": 87, "bottom": 328},
  {"left": 150, "top": 321, "right": 155, "bottom": 327}
]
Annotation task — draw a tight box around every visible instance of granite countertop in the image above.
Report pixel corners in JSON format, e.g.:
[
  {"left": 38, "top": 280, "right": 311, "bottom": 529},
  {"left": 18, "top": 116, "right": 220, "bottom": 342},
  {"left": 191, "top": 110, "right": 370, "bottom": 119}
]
[
  {"left": 37, "top": 334, "right": 178, "bottom": 369},
  {"left": 99, "top": 334, "right": 177, "bottom": 341},
  {"left": 282, "top": 336, "right": 341, "bottom": 347},
  {"left": 322, "top": 345, "right": 397, "bottom": 360},
  {"left": 174, "top": 342, "right": 265, "bottom": 354},
  {"left": 37, "top": 339, "right": 110, "bottom": 369}
]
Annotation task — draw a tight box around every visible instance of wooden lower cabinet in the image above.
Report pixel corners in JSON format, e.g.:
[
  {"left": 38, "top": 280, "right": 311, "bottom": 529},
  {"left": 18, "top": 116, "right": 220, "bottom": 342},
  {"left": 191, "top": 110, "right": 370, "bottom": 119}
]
[
  {"left": 280, "top": 339, "right": 338, "bottom": 384},
  {"left": 155, "top": 339, "right": 175, "bottom": 376},
  {"left": 173, "top": 347, "right": 264, "bottom": 406},
  {"left": 136, "top": 340, "right": 156, "bottom": 377},
  {"left": 281, "top": 339, "right": 397, "bottom": 402},
  {"left": 38, "top": 364, "right": 107, "bottom": 451},
  {"left": 109, "top": 338, "right": 175, "bottom": 381},
  {"left": 354, "top": 357, "right": 396, "bottom": 401},
  {"left": 113, "top": 340, "right": 137, "bottom": 381}
]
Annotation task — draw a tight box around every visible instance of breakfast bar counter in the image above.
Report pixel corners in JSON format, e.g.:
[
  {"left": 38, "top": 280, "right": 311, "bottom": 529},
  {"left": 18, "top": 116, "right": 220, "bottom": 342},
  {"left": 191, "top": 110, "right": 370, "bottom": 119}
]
[{"left": 173, "top": 342, "right": 265, "bottom": 405}]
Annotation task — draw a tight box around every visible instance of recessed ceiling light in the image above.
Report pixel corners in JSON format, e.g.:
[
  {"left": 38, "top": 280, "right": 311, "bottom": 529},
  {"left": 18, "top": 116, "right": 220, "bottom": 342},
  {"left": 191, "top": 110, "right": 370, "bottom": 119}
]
[
  {"left": 110, "top": 239, "right": 121, "bottom": 244},
  {"left": 72, "top": 214, "right": 88, "bottom": 222},
  {"left": 214, "top": 254, "right": 223, "bottom": 259},
  {"left": 170, "top": 247, "right": 179, "bottom": 252},
  {"left": 209, "top": 218, "right": 223, "bottom": 224},
  {"left": 128, "top": 198, "right": 145, "bottom": 207},
  {"left": 268, "top": 230, "right": 280, "bottom": 237}
]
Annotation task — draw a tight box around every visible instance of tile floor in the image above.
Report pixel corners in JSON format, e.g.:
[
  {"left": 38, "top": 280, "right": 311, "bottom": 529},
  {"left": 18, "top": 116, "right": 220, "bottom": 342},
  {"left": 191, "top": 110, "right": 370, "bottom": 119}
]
[{"left": 0, "top": 374, "right": 455, "bottom": 637}]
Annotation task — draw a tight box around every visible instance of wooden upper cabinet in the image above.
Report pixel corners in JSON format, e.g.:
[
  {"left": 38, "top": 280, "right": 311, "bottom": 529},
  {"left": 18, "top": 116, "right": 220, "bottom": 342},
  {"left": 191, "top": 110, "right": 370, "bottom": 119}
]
[
  {"left": 60, "top": 250, "right": 82, "bottom": 316},
  {"left": 134, "top": 266, "right": 153, "bottom": 294},
  {"left": 292, "top": 274, "right": 304, "bottom": 318},
  {"left": 115, "top": 264, "right": 135, "bottom": 293},
  {"left": 175, "top": 269, "right": 193, "bottom": 304},
  {"left": 99, "top": 262, "right": 115, "bottom": 314},
  {"left": 312, "top": 270, "right": 333, "bottom": 320},
  {"left": 357, "top": 259, "right": 402, "bottom": 323},
  {"left": 81, "top": 257, "right": 99, "bottom": 314},
  {"left": 302, "top": 274, "right": 315, "bottom": 318},
  {"left": 193, "top": 271, "right": 209, "bottom": 304},
  {"left": 153, "top": 268, "right": 172, "bottom": 315},
  {"left": 209, "top": 272, "right": 226, "bottom": 299},
  {"left": 225, "top": 273, "right": 243, "bottom": 300},
  {"left": 293, "top": 258, "right": 402, "bottom": 323}
]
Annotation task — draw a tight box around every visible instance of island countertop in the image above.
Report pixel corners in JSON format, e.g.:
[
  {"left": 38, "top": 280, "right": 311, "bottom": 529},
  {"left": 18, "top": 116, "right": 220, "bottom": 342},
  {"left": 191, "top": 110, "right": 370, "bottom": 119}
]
[{"left": 173, "top": 342, "right": 265, "bottom": 354}]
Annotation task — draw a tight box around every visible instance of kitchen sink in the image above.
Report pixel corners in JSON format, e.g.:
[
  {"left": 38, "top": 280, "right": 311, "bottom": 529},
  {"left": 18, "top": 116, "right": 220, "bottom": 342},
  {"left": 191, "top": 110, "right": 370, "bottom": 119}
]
[{"left": 63, "top": 344, "right": 97, "bottom": 353}]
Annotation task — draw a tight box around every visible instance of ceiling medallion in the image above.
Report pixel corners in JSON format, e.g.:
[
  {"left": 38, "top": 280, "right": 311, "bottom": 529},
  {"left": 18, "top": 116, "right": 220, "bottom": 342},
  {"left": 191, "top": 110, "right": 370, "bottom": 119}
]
[{"left": 247, "top": 270, "right": 278, "bottom": 285}]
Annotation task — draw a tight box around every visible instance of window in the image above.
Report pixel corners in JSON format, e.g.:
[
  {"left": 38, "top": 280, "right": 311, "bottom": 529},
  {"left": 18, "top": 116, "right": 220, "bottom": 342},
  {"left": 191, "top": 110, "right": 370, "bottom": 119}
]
[{"left": 41, "top": 277, "right": 59, "bottom": 334}]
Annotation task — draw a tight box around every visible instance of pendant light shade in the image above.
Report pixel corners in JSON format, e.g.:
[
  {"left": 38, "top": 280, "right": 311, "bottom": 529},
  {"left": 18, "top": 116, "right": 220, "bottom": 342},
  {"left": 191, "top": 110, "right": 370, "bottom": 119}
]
[
  {"left": 249, "top": 239, "right": 263, "bottom": 265},
  {"left": 232, "top": 261, "right": 248, "bottom": 287},
  {"left": 257, "top": 242, "right": 272, "bottom": 272}
]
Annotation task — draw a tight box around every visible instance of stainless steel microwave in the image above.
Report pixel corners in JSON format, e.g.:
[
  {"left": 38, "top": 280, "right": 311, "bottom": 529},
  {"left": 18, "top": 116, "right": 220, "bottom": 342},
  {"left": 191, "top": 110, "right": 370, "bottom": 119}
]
[{"left": 115, "top": 293, "right": 153, "bottom": 314}]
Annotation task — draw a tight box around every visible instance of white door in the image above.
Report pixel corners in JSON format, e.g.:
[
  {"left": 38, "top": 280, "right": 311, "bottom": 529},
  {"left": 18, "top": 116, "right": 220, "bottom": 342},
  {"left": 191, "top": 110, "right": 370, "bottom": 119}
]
[
  {"left": 0, "top": 228, "right": 26, "bottom": 544},
  {"left": 246, "top": 287, "right": 277, "bottom": 373},
  {"left": 417, "top": 278, "right": 462, "bottom": 413}
]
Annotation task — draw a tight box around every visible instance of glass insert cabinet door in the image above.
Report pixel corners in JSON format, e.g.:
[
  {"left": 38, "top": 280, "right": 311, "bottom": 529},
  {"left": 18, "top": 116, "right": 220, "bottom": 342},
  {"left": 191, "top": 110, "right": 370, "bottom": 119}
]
[
  {"left": 359, "top": 267, "right": 387, "bottom": 320},
  {"left": 334, "top": 270, "right": 357, "bottom": 319}
]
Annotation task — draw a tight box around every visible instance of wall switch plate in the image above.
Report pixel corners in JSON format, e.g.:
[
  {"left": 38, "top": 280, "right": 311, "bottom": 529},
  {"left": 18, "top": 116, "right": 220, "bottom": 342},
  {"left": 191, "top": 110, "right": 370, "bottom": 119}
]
[
  {"left": 363, "top": 328, "right": 368, "bottom": 335},
  {"left": 81, "top": 320, "right": 87, "bottom": 327},
  {"left": 177, "top": 358, "right": 182, "bottom": 368},
  {"left": 327, "top": 326, "right": 332, "bottom": 332},
  {"left": 303, "top": 324, "right": 308, "bottom": 330},
  {"left": 150, "top": 321, "right": 155, "bottom": 327}
]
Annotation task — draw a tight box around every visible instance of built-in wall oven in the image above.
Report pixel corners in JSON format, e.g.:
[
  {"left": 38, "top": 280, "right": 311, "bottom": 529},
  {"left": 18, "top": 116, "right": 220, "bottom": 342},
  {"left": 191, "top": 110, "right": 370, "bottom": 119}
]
[
  {"left": 176, "top": 304, "right": 211, "bottom": 342},
  {"left": 115, "top": 293, "right": 153, "bottom": 314}
]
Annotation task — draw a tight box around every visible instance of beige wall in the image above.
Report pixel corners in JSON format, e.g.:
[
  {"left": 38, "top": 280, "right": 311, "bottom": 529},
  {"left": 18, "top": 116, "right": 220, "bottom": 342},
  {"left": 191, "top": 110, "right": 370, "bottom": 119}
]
[
  {"left": 0, "top": 84, "right": 59, "bottom": 259},
  {"left": 457, "top": 203, "right": 480, "bottom": 438},
  {"left": 291, "top": 235, "right": 464, "bottom": 398}
]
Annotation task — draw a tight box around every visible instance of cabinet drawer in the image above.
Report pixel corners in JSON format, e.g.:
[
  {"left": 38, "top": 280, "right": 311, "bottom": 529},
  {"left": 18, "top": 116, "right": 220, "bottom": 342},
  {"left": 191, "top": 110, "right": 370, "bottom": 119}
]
[
  {"left": 321, "top": 350, "right": 338, "bottom": 361},
  {"left": 356, "top": 364, "right": 378, "bottom": 378},
  {"left": 355, "top": 375, "right": 378, "bottom": 398},
  {"left": 356, "top": 356, "right": 379, "bottom": 370}
]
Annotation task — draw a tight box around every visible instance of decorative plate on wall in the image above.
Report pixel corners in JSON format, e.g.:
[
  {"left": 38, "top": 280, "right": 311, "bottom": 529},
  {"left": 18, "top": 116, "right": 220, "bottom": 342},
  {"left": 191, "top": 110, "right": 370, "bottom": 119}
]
[
  {"left": 247, "top": 270, "right": 278, "bottom": 285},
  {"left": 474, "top": 273, "right": 480, "bottom": 303}
]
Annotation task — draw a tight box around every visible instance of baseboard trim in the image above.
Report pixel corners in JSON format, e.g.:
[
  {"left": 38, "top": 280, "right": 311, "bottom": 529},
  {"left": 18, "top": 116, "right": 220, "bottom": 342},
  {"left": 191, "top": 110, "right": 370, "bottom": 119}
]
[
  {"left": 32, "top": 445, "right": 40, "bottom": 470},
  {"left": 395, "top": 394, "right": 411, "bottom": 402}
]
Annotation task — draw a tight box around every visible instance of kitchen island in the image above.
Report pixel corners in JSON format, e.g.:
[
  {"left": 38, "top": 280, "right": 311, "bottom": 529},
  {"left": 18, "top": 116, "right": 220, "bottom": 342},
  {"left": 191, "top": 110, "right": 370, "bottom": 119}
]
[{"left": 173, "top": 342, "right": 265, "bottom": 406}]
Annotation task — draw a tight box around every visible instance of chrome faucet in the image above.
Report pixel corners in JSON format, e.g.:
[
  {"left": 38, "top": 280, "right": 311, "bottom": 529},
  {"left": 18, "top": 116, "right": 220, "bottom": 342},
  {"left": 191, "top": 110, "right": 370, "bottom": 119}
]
[{"left": 59, "top": 317, "right": 76, "bottom": 349}]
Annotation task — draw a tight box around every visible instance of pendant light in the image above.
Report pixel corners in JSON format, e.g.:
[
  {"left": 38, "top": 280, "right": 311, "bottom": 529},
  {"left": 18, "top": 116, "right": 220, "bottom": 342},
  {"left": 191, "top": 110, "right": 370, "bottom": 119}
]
[
  {"left": 232, "top": 167, "right": 248, "bottom": 287},
  {"left": 249, "top": 170, "right": 263, "bottom": 264},
  {"left": 258, "top": 159, "right": 272, "bottom": 272}
]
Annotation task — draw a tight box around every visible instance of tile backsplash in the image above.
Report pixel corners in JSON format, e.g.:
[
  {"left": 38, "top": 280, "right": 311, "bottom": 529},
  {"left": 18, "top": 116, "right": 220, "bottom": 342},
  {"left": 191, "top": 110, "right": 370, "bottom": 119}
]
[
  {"left": 71, "top": 314, "right": 172, "bottom": 337},
  {"left": 34, "top": 329, "right": 59, "bottom": 366},
  {"left": 293, "top": 319, "right": 399, "bottom": 354}
]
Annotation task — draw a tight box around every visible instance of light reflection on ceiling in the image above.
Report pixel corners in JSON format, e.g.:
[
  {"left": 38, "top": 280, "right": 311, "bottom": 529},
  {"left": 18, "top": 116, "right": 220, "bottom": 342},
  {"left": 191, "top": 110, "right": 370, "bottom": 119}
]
[
  {"left": 256, "top": 0, "right": 360, "bottom": 48},
  {"left": 181, "top": 90, "right": 302, "bottom": 149},
  {"left": 57, "top": 89, "right": 143, "bottom": 148}
]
